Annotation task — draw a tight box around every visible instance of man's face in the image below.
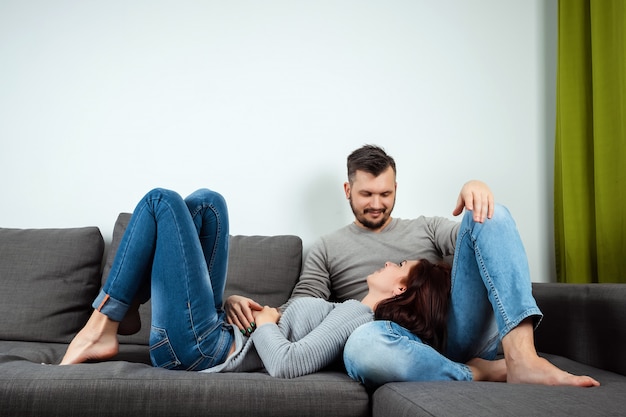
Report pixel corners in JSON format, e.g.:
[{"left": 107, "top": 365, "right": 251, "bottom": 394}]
[{"left": 344, "top": 166, "right": 397, "bottom": 231}]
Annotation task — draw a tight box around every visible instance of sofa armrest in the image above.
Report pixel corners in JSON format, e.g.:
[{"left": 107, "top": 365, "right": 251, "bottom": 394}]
[{"left": 532, "top": 282, "right": 626, "bottom": 376}]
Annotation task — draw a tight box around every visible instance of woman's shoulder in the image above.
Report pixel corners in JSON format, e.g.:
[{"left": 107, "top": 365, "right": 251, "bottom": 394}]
[{"left": 288, "top": 297, "right": 368, "bottom": 313}]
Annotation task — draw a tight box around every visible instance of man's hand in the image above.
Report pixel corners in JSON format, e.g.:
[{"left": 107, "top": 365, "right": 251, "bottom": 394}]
[
  {"left": 252, "top": 306, "right": 281, "bottom": 327},
  {"left": 452, "top": 180, "right": 494, "bottom": 223},
  {"left": 225, "top": 294, "right": 263, "bottom": 335}
]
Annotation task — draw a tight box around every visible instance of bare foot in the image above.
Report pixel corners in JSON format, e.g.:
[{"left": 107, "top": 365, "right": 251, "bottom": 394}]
[
  {"left": 60, "top": 310, "right": 120, "bottom": 365},
  {"left": 502, "top": 319, "right": 600, "bottom": 387},
  {"left": 506, "top": 354, "right": 600, "bottom": 387},
  {"left": 467, "top": 358, "right": 507, "bottom": 382}
]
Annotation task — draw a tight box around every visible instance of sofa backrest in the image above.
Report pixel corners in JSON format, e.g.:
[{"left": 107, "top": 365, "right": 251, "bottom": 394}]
[
  {"left": 0, "top": 214, "right": 302, "bottom": 346},
  {"left": 533, "top": 282, "right": 626, "bottom": 376},
  {"left": 0, "top": 226, "right": 104, "bottom": 343},
  {"left": 105, "top": 213, "right": 303, "bottom": 345}
]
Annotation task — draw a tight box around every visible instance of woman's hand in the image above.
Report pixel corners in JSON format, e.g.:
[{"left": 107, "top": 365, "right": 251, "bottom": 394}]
[
  {"left": 252, "top": 306, "right": 281, "bottom": 327},
  {"left": 225, "top": 294, "right": 263, "bottom": 335}
]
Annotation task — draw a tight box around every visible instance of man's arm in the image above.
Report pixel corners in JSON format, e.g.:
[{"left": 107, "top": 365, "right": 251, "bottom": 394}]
[{"left": 287, "top": 238, "right": 333, "bottom": 300}]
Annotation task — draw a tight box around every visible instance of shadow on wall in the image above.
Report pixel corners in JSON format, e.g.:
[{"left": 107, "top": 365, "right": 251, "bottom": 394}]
[{"left": 298, "top": 172, "right": 352, "bottom": 251}]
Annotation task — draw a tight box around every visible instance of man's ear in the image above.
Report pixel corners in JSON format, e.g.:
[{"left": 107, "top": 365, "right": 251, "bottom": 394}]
[{"left": 343, "top": 182, "right": 351, "bottom": 199}]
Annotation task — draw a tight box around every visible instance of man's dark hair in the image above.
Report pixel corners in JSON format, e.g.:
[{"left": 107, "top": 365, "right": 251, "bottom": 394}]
[{"left": 347, "top": 145, "right": 397, "bottom": 184}]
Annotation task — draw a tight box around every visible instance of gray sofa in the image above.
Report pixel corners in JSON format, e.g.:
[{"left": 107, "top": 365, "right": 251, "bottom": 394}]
[{"left": 1, "top": 213, "right": 625, "bottom": 417}]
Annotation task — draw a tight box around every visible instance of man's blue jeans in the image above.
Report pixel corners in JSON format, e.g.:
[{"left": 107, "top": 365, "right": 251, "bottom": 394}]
[
  {"left": 93, "top": 188, "right": 234, "bottom": 370},
  {"left": 343, "top": 204, "right": 543, "bottom": 387}
]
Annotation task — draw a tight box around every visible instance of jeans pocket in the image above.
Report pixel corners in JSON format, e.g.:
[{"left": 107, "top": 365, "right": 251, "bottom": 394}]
[{"left": 149, "top": 326, "right": 181, "bottom": 370}]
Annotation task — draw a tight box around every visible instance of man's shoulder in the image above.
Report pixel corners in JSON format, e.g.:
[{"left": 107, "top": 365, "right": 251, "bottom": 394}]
[{"left": 395, "top": 215, "right": 459, "bottom": 229}]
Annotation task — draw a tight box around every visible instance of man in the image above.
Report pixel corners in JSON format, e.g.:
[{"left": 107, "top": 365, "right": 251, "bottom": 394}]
[{"left": 226, "top": 145, "right": 599, "bottom": 387}]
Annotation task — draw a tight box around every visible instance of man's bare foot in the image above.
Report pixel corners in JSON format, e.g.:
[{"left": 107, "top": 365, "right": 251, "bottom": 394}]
[
  {"left": 506, "top": 354, "right": 600, "bottom": 387},
  {"left": 467, "top": 358, "right": 507, "bottom": 382},
  {"left": 60, "top": 310, "right": 120, "bottom": 365},
  {"left": 502, "top": 318, "right": 600, "bottom": 387}
]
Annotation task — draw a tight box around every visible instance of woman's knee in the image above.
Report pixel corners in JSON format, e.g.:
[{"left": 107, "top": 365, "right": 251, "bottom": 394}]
[
  {"left": 186, "top": 188, "right": 227, "bottom": 212},
  {"left": 143, "top": 188, "right": 183, "bottom": 204}
]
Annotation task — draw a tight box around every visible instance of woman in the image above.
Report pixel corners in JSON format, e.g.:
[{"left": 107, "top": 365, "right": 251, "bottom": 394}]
[{"left": 60, "top": 188, "right": 469, "bottom": 378}]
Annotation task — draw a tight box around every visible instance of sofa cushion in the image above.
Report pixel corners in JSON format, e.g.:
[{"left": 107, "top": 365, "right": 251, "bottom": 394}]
[
  {"left": 371, "top": 354, "right": 626, "bottom": 417},
  {"left": 0, "top": 227, "right": 104, "bottom": 343},
  {"left": 103, "top": 213, "right": 302, "bottom": 345},
  {"left": 0, "top": 358, "right": 369, "bottom": 417},
  {"left": 533, "top": 282, "right": 626, "bottom": 376},
  {"left": 224, "top": 234, "right": 302, "bottom": 307}
]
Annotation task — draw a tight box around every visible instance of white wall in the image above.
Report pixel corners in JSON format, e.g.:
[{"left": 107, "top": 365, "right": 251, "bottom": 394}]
[{"left": 0, "top": 0, "right": 558, "bottom": 282}]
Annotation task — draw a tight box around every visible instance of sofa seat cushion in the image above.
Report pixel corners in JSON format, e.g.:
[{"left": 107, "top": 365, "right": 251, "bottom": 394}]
[
  {"left": 0, "top": 357, "right": 369, "bottom": 417},
  {"left": 0, "top": 227, "right": 104, "bottom": 343},
  {"left": 372, "top": 354, "right": 626, "bottom": 417},
  {"left": 0, "top": 340, "right": 152, "bottom": 366}
]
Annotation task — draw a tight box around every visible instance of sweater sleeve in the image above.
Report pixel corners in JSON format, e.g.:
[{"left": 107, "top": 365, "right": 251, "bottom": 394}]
[
  {"left": 286, "top": 237, "right": 333, "bottom": 303},
  {"left": 250, "top": 298, "right": 373, "bottom": 378},
  {"left": 428, "top": 216, "right": 460, "bottom": 257}
]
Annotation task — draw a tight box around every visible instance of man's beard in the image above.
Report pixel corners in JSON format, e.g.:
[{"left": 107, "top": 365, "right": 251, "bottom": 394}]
[{"left": 349, "top": 198, "right": 394, "bottom": 230}]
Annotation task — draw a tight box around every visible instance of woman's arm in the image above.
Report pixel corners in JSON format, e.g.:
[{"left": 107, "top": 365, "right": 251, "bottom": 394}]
[{"left": 250, "top": 299, "right": 373, "bottom": 378}]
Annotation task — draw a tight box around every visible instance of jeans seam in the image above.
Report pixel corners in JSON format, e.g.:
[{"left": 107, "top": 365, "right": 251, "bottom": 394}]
[
  {"left": 473, "top": 240, "right": 510, "bottom": 337},
  {"left": 205, "top": 203, "right": 223, "bottom": 279}
]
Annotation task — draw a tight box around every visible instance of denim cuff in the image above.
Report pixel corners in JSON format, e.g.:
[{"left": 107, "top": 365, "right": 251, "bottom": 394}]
[
  {"left": 92, "top": 290, "right": 129, "bottom": 322},
  {"left": 500, "top": 307, "right": 544, "bottom": 340}
]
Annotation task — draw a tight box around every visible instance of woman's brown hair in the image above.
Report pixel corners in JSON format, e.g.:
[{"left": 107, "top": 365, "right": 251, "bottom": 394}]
[{"left": 374, "top": 259, "right": 451, "bottom": 353}]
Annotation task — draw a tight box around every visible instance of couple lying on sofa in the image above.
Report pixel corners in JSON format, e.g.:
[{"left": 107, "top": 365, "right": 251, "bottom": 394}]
[{"left": 60, "top": 185, "right": 598, "bottom": 388}]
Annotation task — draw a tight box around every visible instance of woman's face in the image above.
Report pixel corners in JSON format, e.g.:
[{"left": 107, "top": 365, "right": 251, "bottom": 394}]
[{"left": 367, "top": 260, "right": 419, "bottom": 297}]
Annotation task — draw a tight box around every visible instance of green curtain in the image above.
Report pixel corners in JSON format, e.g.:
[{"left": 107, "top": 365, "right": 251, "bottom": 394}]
[{"left": 555, "top": 0, "right": 626, "bottom": 283}]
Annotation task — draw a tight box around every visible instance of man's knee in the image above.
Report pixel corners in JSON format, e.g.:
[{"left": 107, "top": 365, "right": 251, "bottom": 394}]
[{"left": 344, "top": 321, "right": 407, "bottom": 388}]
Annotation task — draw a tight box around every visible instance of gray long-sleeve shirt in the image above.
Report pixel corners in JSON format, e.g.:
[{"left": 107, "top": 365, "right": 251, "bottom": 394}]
[
  {"left": 290, "top": 216, "right": 460, "bottom": 303},
  {"left": 200, "top": 298, "right": 373, "bottom": 378}
]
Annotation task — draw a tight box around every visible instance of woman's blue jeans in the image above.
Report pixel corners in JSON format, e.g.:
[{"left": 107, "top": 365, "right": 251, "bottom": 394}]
[
  {"left": 93, "top": 188, "right": 234, "bottom": 370},
  {"left": 343, "top": 204, "right": 543, "bottom": 388}
]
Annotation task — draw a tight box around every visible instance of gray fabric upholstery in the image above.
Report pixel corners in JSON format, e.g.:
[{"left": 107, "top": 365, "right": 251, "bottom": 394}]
[
  {"left": 0, "top": 340, "right": 151, "bottom": 366},
  {"left": 224, "top": 234, "right": 302, "bottom": 306},
  {"left": 0, "top": 358, "right": 369, "bottom": 417},
  {"left": 532, "top": 282, "right": 626, "bottom": 376},
  {"left": 372, "top": 355, "right": 626, "bottom": 417},
  {"left": 104, "top": 213, "right": 302, "bottom": 345},
  {"left": 0, "top": 227, "right": 103, "bottom": 343}
]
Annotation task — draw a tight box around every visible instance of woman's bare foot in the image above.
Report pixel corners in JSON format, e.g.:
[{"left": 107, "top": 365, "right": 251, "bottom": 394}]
[
  {"left": 502, "top": 318, "right": 600, "bottom": 387},
  {"left": 60, "top": 310, "right": 120, "bottom": 365},
  {"left": 467, "top": 358, "right": 507, "bottom": 382}
]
